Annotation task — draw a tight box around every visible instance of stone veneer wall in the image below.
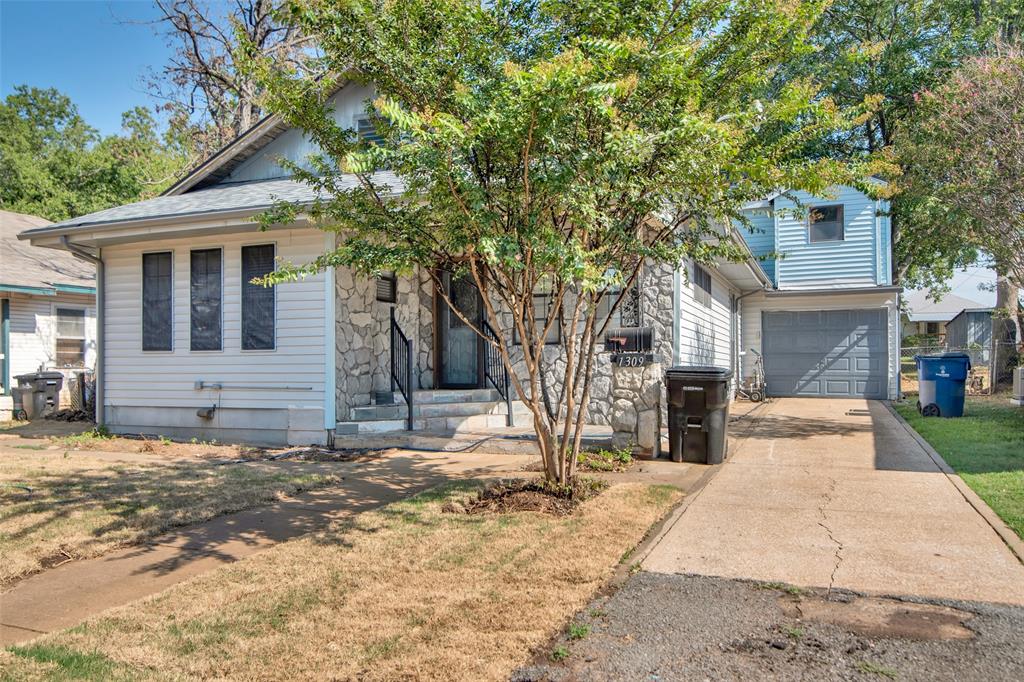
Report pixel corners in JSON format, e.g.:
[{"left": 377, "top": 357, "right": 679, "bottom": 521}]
[
  {"left": 335, "top": 265, "right": 434, "bottom": 422},
  {"left": 334, "top": 259, "right": 676, "bottom": 430},
  {"left": 501, "top": 259, "right": 676, "bottom": 427}
]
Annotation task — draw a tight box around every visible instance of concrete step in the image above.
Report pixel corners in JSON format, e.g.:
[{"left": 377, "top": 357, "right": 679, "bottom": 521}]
[
  {"left": 350, "top": 398, "right": 523, "bottom": 421},
  {"left": 380, "top": 388, "right": 501, "bottom": 405},
  {"left": 336, "top": 412, "right": 508, "bottom": 435}
]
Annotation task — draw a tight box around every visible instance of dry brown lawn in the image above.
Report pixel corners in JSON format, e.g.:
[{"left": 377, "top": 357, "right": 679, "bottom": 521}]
[
  {"left": 0, "top": 450, "right": 340, "bottom": 586},
  {"left": 2, "top": 480, "right": 681, "bottom": 681}
]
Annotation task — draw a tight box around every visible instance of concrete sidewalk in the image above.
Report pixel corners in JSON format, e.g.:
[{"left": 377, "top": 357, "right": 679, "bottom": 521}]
[
  {"left": 0, "top": 450, "right": 534, "bottom": 646},
  {"left": 643, "top": 398, "right": 1024, "bottom": 605}
]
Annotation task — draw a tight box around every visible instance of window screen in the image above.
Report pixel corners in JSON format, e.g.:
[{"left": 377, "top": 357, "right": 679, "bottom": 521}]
[
  {"left": 242, "top": 244, "right": 276, "bottom": 350},
  {"left": 190, "top": 248, "right": 222, "bottom": 351},
  {"left": 809, "top": 204, "right": 844, "bottom": 242},
  {"left": 694, "top": 265, "right": 712, "bottom": 308},
  {"left": 514, "top": 293, "right": 561, "bottom": 345},
  {"left": 376, "top": 271, "right": 397, "bottom": 303},
  {"left": 357, "top": 117, "right": 383, "bottom": 145},
  {"left": 55, "top": 307, "right": 86, "bottom": 367},
  {"left": 142, "top": 252, "right": 173, "bottom": 351}
]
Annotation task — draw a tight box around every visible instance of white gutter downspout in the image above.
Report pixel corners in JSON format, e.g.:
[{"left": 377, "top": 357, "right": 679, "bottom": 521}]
[{"left": 61, "top": 236, "right": 104, "bottom": 427}]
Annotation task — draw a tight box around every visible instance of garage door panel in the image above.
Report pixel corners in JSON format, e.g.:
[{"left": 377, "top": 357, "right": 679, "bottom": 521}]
[{"left": 762, "top": 308, "right": 887, "bottom": 399}]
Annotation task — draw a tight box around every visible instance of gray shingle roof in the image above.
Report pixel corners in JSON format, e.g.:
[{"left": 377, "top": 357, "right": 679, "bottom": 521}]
[
  {"left": 1, "top": 210, "right": 95, "bottom": 289},
  {"left": 17, "top": 173, "right": 404, "bottom": 237}
]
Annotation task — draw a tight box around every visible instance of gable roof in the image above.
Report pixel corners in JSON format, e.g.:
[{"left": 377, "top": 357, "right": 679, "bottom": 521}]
[
  {"left": 903, "top": 290, "right": 987, "bottom": 323},
  {"left": 1, "top": 210, "right": 95, "bottom": 294},
  {"left": 16, "top": 173, "right": 403, "bottom": 240},
  {"left": 162, "top": 113, "right": 293, "bottom": 196}
]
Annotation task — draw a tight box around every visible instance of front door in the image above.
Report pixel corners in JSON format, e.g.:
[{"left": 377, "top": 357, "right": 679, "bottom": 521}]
[{"left": 437, "top": 272, "right": 481, "bottom": 388}]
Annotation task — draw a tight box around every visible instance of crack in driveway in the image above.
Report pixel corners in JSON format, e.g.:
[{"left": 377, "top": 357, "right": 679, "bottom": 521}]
[{"left": 816, "top": 475, "right": 843, "bottom": 595}]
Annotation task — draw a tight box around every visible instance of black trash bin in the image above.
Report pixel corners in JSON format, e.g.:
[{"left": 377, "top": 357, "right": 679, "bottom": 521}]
[
  {"left": 14, "top": 371, "right": 64, "bottom": 419},
  {"left": 665, "top": 366, "right": 734, "bottom": 464}
]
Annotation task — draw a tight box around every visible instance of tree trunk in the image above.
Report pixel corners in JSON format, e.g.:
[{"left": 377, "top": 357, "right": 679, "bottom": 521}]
[{"left": 993, "top": 266, "right": 1021, "bottom": 383}]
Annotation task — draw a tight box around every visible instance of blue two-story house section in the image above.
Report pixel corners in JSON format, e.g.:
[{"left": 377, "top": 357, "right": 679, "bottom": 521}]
[{"left": 735, "top": 184, "right": 901, "bottom": 400}]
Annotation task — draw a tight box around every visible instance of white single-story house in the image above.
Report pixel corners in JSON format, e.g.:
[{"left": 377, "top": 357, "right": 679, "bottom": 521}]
[
  {"left": 900, "top": 290, "right": 987, "bottom": 342},
  {"left": 18, "top": 82, "right": 900, "bottom": 445},
  {"left": 2, "top": 210, "right": 97, "bottom": 418}
]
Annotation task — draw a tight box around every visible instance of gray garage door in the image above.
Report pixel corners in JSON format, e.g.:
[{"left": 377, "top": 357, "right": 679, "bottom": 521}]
[{"left": 762, "top": 309, "right": 888, "bottom": 398}]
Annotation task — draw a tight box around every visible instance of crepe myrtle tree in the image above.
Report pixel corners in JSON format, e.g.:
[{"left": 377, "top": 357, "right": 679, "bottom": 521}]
[{"left": 242, "top": 0, "right": 880, "bottom": 487}]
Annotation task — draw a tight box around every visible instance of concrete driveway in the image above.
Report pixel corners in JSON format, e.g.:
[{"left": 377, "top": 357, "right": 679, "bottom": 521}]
[{"left": 643, "top": 398, "right": 1024, "bottom": 605}]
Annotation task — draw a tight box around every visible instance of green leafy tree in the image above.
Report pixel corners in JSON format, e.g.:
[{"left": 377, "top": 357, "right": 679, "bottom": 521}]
[
  {"left": 898, "top": 46, "right": 1024, "bottom": 364},
  {"left": 244, "top": 0, "right": 878, "bottom": 485},
  {"left": 0, "top": 86, "right": 191, "bottom": 221}
]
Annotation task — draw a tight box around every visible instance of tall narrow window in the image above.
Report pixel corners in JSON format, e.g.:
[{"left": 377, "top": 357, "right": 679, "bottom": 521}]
[
  {"left": 142, "top": 252, "right": 173, "bottom": 351},
  {"left": 242, "top": 244, "right": 276, "bottom": 350},
  {"left": 55, "top": 307, "right": 86, "bottom": 367},
  {"left": 808, "top": 204, "right": 844, "bottom": 242},
  {"left": 376, "top": 271, "right": 397, "bottom": 303},
  {"left": 693, "top": 264, "right": 712, "bottom": 308},
  {"left": 190, "top": 248, "right": 222, "bottom": 351}
]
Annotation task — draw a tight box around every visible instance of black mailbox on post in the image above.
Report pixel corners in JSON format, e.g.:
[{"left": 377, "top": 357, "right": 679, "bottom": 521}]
[{"left": 604, "top": 327, "right": 655, "bottom": 353}]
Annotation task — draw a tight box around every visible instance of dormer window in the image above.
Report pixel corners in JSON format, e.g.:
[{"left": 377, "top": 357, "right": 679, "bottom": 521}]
[
  {"left": 356, "top": 117, "right": 383, "bottom": 145},
  {"left": 808, "top": 205, "right": 844, "bottom": 243}
]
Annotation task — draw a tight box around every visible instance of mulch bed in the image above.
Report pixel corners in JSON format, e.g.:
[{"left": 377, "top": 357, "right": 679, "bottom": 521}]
[{"left": 446, "top": 478, "right": 607, "bottom": 517}]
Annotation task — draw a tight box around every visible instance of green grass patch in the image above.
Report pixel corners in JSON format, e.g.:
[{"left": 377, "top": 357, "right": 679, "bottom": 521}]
[
  {"left": 894, "top": 397, "right": 1024, "bottom": 539},
  {"left": 6, "top": 643, "right": 123, "bottom": 681},
  {"left": 855, "top": 660, "right": 898, "bottom": 679},
  {"left": 578, "top": 447, "right": 633, "bottom": 472}
]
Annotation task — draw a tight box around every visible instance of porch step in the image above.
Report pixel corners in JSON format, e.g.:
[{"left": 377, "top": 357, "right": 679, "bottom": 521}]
[
  {"left": 382, "top": 388, "right": 501, "bottom": 405},
  {"left": 351, "top": 398, "right": 515, "bottom": 421},
  {"left": 336, "top": 399, "right": 531, "bottom": 435}
]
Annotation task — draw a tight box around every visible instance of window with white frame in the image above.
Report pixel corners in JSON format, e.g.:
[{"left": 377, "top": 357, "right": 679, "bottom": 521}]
[
  {"left": 55, "top": 307, "right": 86, "bottom": 368},
  {"left": 241, "top": 244, "right": 276, "bottom": 350},
  {"left": 142, "top": 251, "right": 173, "bottom": 351},
  {"left": 190, "top": 248, "right": 223, "bottom": 351},
  {"left": 693, "top": 264, "right": 712, "bottom": 308},
  {"left": 808, "top": 204, "right": 844, "bottom": 242}
]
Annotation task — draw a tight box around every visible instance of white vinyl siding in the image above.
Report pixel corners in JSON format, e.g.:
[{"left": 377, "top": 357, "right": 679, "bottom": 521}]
[
  {"left": 223, "top": 83, "right": 376, "bottom": 184},
  {"left": 774, "top": 187, "right": 880, "bottom": 290},
  {"left": 3, "top": 292, "right": 96, "bottom": 393},
  {"left": 102, "top": 228, "right": 327, "bottom": 411},
  {"left": 739, "top": 290, "right": 899, "bottom": 400},
  {"left": 677, "top": 261, "right": 736, "bottom": 372}
]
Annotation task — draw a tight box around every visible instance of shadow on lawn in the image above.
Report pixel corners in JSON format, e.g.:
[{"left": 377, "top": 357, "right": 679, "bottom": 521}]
[{"left": 3, "top": 453, "right": 520, "bottom": 582}]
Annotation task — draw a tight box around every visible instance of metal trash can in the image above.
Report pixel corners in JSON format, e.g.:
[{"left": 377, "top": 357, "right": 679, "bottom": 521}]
[
  {"left": 915, "top": 353, "right": 971, "bottom": 418},
  {"left": 665, "top": 366, "right": 734, "bottom": 464},
  {"left": 14, "top": 371, "right": 65, "bottom": 419}
]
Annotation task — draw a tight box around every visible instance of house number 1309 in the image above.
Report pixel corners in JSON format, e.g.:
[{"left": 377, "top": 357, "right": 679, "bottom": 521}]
[{"left": 614, "top": 354, "right": 649, "bottom": 367}]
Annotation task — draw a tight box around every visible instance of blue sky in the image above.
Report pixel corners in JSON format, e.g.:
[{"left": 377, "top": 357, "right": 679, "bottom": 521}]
[{"left": 1, "top": 0, "right": 174, "bottom": 136}]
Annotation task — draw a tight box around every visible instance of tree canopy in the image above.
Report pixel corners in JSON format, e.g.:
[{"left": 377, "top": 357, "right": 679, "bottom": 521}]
[
  {"left": 0, "top": 86, "right": 191, "bottom": 222},
  {"left": 244, "top": 0, "right": 882, "bottom": 483}
]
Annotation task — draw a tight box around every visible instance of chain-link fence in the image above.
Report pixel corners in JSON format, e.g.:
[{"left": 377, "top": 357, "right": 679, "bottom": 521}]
[{"left": 901, "top": 341, "right": 1021, "bottom": 395}]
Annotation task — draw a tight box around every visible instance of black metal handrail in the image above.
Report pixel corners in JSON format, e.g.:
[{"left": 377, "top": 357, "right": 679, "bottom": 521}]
[
  {"left": 390, "top": 308, "right": 415, "bottom": 430},
  {"left": 482, "top": 320, "right": 513, "bottom": 427}
]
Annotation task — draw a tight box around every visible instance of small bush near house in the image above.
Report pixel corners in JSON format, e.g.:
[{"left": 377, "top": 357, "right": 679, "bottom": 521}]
[{"left": 578, "top": 448, "right": 634, "bottom": 472}]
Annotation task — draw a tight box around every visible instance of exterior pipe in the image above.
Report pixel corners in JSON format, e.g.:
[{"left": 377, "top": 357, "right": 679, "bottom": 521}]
[{"left": 61, "top": 237, "right": 104, "bottom": 427}]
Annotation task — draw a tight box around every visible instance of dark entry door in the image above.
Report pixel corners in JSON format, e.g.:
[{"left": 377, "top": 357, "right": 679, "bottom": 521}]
[{"left": 438, "top": 272, "right": 481, "bottom": 388}]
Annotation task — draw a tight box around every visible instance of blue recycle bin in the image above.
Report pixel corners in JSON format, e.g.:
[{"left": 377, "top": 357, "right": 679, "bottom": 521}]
[{"left": 915, "top": 353, "right": 971, "bottom": 418}]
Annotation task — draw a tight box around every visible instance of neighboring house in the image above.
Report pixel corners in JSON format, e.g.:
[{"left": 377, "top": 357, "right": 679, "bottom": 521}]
[
  {"left": 900, "top": 290, "right": 986, "bottom": 342},
  {"left": 19, "top": 83, "right": 898, "bottom": 444},
  {"left": 1, "top": 210, "right": 97, "bottom": 415},
  {"left": 944, "top": 308, "right": 1000, "bottom": 351}
]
